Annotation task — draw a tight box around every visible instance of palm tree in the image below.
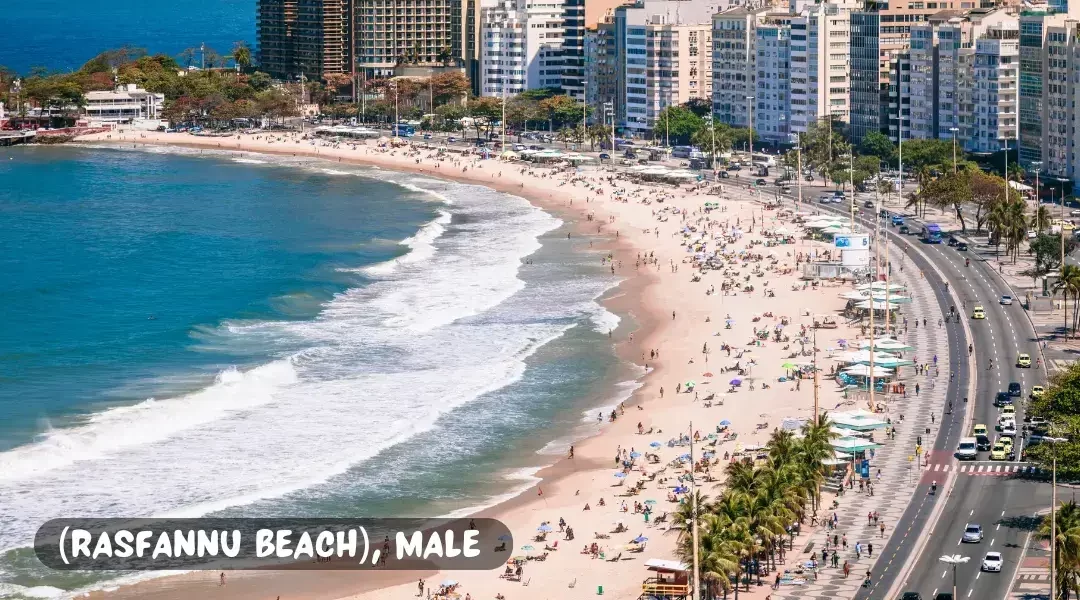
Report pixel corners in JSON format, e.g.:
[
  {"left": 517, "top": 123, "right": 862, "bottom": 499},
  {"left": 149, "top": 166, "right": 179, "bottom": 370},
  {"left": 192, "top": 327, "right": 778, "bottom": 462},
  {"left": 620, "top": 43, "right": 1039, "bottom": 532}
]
[
  {"left": 232, "top": 42, "right": 252, "bottom": 77},
  {"left": 1039, "top": 500, "right": 1080, "bottom": 599},
  {"left": 1035, "top": 205, "right": 1053, "bottom": 233},
  {"left": 988, "top": 199, "right": 1010, "bottom": 256},
  {"left": 1055, "top": 265, "right": 1080, "bottom": 337},
  {"left": 1003, "top": 199, "right": 1029, "bottom": 262}
]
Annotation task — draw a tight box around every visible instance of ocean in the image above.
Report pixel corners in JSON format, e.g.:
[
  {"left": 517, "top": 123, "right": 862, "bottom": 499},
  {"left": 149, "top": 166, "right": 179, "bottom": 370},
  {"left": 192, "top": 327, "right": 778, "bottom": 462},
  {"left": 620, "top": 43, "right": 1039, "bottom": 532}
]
[
  {"left": 0, "top": 145, "right": 632, "bottom": 598},
  {"left": 0, "top": 0, "right": 252, "bottom": 74}
]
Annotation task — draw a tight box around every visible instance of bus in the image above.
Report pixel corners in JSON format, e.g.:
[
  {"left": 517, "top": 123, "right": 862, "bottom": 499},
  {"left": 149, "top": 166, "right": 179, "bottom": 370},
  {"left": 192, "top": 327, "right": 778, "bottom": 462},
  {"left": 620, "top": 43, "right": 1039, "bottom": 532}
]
[
  {"left": 921, "top": 223, "right": 943, "bottom": 244},
  {"left": 751, "top": 153, "right": 777, "bottom": 167},
  {"left": 393, "top": 123, "right": 415, "bottom": 137}
]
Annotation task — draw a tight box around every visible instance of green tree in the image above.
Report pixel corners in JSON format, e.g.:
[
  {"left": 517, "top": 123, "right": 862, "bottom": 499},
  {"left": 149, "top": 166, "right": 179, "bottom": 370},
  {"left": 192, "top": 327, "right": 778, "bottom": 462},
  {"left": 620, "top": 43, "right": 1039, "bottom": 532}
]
[
  {"left": 1038, "top": 500, "right": 1080, "bottom": 600},
  {"left": 681, "top": 97, "right": 712, "bottom": 118},
  {"left": 859, "top": 131, "right": 896, "bottom": 164},
  {"left": 1026, "top": 361, "right": 1080, "bottom": 476},
  {"left": 653, "top": 105, "right": 704, "bottom": 145}
]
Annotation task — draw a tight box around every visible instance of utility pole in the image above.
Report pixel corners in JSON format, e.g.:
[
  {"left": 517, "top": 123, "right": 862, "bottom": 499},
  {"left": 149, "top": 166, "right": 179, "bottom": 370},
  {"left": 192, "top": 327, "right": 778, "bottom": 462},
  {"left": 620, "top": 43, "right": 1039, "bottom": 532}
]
[
  {"left": 710, "top": 116, "right": 718, "bottom": 180},
  {"left": 747, "top": 95, "right": 754, "bottom": 168},
  {"left": 501, "top": 69, "right": 506, "bottom": 154},
  {"left": 950, "top": 127, "right": 959, "bottom": 174},
  {"left": 1047, "top": 436, "right": 1067, "bottom": 600}
]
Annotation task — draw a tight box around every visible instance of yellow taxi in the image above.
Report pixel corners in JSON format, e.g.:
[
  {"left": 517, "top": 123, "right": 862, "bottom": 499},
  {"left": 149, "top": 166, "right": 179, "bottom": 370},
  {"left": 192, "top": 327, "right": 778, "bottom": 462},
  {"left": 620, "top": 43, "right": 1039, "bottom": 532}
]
[
  {"left": 1002, "top": 405, "right": 1016, "bottom": 419},
  {"left": 972, "top": 305, "right": 986, "bottom": 320},
  {"left": 1017, "top": 353, "right": 1032, "bottom": 368},
  {"left": 1001, "top": 437, "right": 1014, "bottom": 453},
  {"left": 974, "top": 424, "right": 988, "bottom": 437},
  {"left": 990, "top": 443, "right": 1009, "bottom": 460},
  {"left": 1053, "top": 219, "right": 1076, "bottom": 232},
  {"left": 1032, "top": 385, "right": 1046, "bottom": 399}
]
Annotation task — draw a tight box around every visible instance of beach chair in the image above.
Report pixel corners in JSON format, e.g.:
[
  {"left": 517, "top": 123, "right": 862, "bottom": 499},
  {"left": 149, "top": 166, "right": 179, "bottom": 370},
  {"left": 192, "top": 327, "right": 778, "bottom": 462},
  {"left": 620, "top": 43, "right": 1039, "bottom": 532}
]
[
  {"left": 494, "top": 542, "right": 506, "bottom": 552},
  {"left": 607, "top": 552, "right": 622, "bottom": 562},
  {"left": 568, "top": 579, "right": 577, "bottom": 589},
  {"left": 545, "top": 541, "right": 559, "bottom": 551},
  {"left": 523, "top": 579, "right": 531, "bottom": 587}
]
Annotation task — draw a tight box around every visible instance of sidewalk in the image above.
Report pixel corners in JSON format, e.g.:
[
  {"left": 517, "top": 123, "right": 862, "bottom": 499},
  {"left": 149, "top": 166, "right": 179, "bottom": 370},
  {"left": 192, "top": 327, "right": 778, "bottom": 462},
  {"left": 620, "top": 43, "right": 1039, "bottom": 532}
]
[
  {"left": 1009, "top": 540, "right": 1050, "bottom": 600},
  {"left": 766, "top": 237, "right": 954, "bottom": 600}
]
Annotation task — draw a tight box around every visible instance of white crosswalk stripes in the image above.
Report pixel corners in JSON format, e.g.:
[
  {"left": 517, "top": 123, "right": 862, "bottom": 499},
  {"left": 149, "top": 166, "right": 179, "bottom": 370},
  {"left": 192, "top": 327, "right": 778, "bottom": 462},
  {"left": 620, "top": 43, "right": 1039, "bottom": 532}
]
[{"left": 937, "top": 463, "right": 1043, "bottom": 475}]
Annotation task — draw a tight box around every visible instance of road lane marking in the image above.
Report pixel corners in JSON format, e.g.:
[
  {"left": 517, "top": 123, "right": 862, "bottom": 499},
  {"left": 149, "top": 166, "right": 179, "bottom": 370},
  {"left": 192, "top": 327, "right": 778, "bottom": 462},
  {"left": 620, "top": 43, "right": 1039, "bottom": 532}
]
[{"left": 990, "top": 538, "right": 995, "bottom": 546}]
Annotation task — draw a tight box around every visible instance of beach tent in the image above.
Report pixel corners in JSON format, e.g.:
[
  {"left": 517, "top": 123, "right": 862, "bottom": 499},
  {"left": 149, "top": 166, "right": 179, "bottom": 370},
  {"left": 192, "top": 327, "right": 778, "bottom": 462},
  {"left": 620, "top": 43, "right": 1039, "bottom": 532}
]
[
  {"left": 856, "top": 282, "right": 906, "bottom": 292},
  {"left": 857, "top": 338, "right": 913, "bottom": 351},
  {"left": 841, "top": 364, "right": 894, "bottom": 377},
  {"left": 854, "top": 299, "right": 894, "bottom": 311},
  {"left": 831, "top": 410, "right": 888, "bottom": 431},
  {"left": 831, "top": 436, "right": 882, "bottom": 453}
]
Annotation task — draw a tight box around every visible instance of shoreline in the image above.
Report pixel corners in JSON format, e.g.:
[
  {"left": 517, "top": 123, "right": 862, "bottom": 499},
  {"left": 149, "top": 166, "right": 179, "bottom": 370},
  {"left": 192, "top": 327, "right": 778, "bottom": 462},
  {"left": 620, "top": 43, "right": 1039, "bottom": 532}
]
[{"left": 51, "top": 130, "right": 860, "bottom": 600}]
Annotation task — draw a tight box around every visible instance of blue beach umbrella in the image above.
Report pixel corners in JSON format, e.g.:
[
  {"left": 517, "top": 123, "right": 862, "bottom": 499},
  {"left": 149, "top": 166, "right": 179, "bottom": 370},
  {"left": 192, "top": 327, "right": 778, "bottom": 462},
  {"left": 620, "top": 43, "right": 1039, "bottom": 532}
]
[
  {"left": 498, "top": 534, "right": 512, "bottom": 541},
  {"left": 520, "top": 545, "right": 534, "bottom": 552},
  {"left": 630, "top": 451, "right": 642, "bottom": 459},
  {"left": 537, "top": 523, "right": 553, "bottom": 532},
  {"left": 441, "top": 579, "right": 458, "bottom": 587},
  {"left": 720, "top": 419, "right": 732, "bottom": 426},
  {"left": 614, "top": 471, "right": 627, "bottom": 478},
  {"left": 644, "top": 499, "right": 657, "bottom": 505},
  {"left": 649, "top": 441, "right": 662, "bottom": 448},
  {"left": 730, "top": 378, "right": 742, "bottom": 386},
  {"left": 633, "top": 535, "right": 648, "bottom": 543}
]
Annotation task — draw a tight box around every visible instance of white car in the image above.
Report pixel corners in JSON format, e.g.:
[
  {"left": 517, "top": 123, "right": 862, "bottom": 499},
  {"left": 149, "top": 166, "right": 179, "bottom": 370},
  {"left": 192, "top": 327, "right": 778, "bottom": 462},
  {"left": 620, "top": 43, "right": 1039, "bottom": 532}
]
[
  {"left": 1002, "top": 422, "right": 1018, "bottom": 437},
  {"left": 1000, "top": 295, "right": 1014, "bottom": 305},
  {"left": 1028, "top": 230, "right": 1038, "bottom": 239},
  {"left": 982, "top": 552, "right": 1003, "bottom": 572}
]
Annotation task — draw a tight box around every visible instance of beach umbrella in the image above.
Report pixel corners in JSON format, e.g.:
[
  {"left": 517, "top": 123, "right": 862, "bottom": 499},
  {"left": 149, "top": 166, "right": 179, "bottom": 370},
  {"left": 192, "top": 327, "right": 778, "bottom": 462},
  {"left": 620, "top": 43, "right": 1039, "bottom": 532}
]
[
  {"left": 649, "top": 441, "right": 662, "bottom": 448},
  {"left": 630, "top": 451, "right": 642, "bottom": 459},
  {"left": 730, "top": 378, "right": 742, "bottom": 385},
  {"left": 685, "top": 380, "right": 696, "bottom": 387},
  {"left": 537, "top": 523, "right": 553, "bottom": 533},
  {"left": 781, "top": 362, "right": 797, "bottom": 369},
  {"left": 441, "top": 579, "right": 458, "bottom": 587},
  {"left": 678, "top": 453, "right": 691, "bottom": 461},
  {"left": 720, "top": 419, "right": 732, "bottom": 426},
  {"left": 614, "top": 471, "right": 627, "bottom": 478},
  {"left": 644, "top": 499, "right": 657, "bottom": 505},
  {"left": 702, "top": 372, "right": 714, "bottom": 378},
  {"left": 673, "top": 485, "right": 689, "bottom": 494},
  {"left": 633, "top": 535, "right": 649, "bottom": 543},
  {"left": 520, "top": 545, "right": 535, "bottom": 552}
]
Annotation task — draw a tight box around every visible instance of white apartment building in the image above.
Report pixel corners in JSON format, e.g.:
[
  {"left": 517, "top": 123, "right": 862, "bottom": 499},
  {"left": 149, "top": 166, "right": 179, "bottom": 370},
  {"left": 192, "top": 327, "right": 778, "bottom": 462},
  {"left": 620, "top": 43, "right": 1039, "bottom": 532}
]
[
  {"left": 83, "top": 84, "right": 165, "bottom": 124},
  {"left": 969, "top": 23, "right": 1020, "bottom": 153},
  {"left": 906, "top": 9, "right": 1018, "bottom": 151},
  {"left": 613, "top": 0, "right": 721, "bottom": 136},
  {"left": 480, "top": 0, "right": 567, "bottom": 97},
  {"left": 789, "top": 1, "right": 855, "bottom": 134},
  {"left": 754, "top": 23, "right": 792, "bottom": 143},
  {"left": 712, "top": 6, "right": 771, "bottom": 130}
]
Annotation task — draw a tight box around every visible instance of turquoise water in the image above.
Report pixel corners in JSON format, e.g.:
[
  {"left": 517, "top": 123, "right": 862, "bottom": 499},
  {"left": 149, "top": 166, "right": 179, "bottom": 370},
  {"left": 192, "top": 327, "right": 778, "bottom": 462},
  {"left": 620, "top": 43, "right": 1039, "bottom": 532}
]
[{"left": 0, "top": 145, "right": 628, "bottom": 597}]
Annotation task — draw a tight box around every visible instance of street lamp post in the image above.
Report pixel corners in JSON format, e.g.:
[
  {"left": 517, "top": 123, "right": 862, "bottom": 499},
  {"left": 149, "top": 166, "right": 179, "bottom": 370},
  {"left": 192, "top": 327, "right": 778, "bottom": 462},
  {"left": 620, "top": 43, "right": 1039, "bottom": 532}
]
[
  {"left": 949, "top": 127, "right": 959, "bottom": 174},
  {"left": 795, "top": 138, "right": 803, "bottom": 210},
  {"left": 1032, "top": 161, "right": 1042, "bottom": 213},
  {"left": 939, "top": 554, "right": 969, "bottom": 600},
  {"left": 747, "top": 95, "right": 755, "bottom": 169}
]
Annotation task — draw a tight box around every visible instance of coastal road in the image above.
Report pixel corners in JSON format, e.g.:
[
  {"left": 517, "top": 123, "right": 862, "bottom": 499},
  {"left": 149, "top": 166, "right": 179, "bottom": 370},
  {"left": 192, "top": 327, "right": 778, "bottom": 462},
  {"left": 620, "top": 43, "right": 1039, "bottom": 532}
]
[
  {"left": 883, "top": 225, "right": 1052, "bottom": 600},
  {"left": 769, "top": 187, "right": 1050, "bottom": 600}
]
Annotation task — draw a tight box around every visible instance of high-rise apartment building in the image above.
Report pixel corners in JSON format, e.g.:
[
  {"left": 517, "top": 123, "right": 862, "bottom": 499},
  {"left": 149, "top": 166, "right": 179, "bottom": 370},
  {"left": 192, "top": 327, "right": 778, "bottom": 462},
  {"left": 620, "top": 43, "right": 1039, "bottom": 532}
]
[
  {"left": 755, "top": 23, "right": 793, "bottom": 143},
  {"left": 850, "top": 10, "right": 883, "bottom": 142},
  {"left": 907, "top": 8, "right": 1018, "bottom": 148},
  {"left": 355, "top": 0, "right": 481, "bottom": 87},
  {"left": 561, "top": 0, "right": 587, "bottom": 100},
  {"left": 712, "top": 6, "right": 772, "bottom": 130},
  {"left": 586, "top": 18, "right": 618, "bottom": 117},
  {"left": 790, "top": 1, "right": 856, "bottom": 133},
  {"left": 611, "top": 0, "right": 720, "bottom": 136},
  {"left": 256, "top": 0, "right": 353, "bottom": 81},
  {"left": 480, "top": 0, "right": 568, "bottom": 96},
  {"left": 1018, "top": 10, "right": 1079, "bottom": 176}
]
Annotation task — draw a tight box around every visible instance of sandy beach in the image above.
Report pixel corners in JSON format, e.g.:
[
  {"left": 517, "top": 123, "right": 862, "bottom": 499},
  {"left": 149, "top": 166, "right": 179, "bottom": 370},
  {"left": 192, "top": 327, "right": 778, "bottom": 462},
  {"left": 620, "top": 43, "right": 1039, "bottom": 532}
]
[{"left": 69, "top": 129, "right": 890, "bottom": 600}]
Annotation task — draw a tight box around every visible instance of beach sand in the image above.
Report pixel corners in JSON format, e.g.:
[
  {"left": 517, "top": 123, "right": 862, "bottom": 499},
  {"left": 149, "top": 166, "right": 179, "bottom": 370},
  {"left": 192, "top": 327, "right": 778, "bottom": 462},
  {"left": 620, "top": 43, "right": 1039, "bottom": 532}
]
[{"left": 71, "top": 130, "right": 870, "bottom": 600}]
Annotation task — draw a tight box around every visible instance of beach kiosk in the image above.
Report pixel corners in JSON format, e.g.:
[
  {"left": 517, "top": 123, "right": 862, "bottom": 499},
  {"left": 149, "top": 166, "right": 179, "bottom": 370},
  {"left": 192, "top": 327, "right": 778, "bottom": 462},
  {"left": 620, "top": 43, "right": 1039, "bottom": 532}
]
[{"left": 640, "top": 558, "right": 692, "bottom": 600}]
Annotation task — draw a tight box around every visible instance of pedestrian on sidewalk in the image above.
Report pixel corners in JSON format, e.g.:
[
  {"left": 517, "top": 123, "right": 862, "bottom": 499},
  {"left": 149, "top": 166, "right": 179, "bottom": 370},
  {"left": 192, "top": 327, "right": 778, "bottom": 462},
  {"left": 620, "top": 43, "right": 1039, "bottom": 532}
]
[
  {"left": 867, "top": 511, "right": 873, "bottom": 526},
  {"left": 868, "top": 542, "right": 873, "bottom": 557},
  {"left": 832, "top": 551, "right": 840, "bottom": 568},
  {"left": 855, "top": 542, "right": 861, "bottom": 559},
  {"left": 842, "top": 534, "right": 848, "bottom": 550},
  {"left": 880, "top": 522, "right": 886, "bottom": 537}
]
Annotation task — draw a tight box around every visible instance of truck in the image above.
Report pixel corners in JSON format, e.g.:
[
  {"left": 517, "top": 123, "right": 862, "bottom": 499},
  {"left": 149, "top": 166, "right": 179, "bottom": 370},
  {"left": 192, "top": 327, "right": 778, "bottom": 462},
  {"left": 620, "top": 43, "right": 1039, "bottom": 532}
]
[{"left": 956, "top": 437, "right": 978, "bottom": 460}]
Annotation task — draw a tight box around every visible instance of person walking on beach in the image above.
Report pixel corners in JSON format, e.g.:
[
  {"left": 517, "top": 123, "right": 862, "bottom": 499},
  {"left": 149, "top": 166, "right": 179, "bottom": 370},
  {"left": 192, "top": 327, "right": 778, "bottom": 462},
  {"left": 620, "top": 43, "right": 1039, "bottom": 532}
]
[{"left": 418, "top": 579, "right": 425, "bottom": 596}]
